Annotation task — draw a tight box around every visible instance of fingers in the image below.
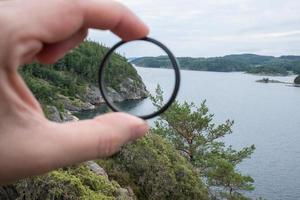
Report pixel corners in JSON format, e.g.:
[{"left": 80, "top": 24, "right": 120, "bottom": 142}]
[
  {"left": 40, "top": 113, "right": 148, "bottom": 171},
  {"left": 36, "top": 28, "right": 88, "bottom": 64},
  {"left": 16, "top": 0, "right": 149, "bottom": 43},
  {"left": 79, "top": 0, "right": 149, "bottom": 41},
  {"left": 6, "top": 72, "right": 43, "bottom": 114},
  {"left": 0, "top": 113, "right": 148, "bottom": 184},
  {"left": 4, "top": 0, "right": 149, "bottom": 65}
]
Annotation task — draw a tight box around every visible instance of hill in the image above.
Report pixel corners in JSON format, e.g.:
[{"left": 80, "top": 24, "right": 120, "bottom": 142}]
[
  {"left": 20, "top": 40, "right": 148, "bottom": 121},
  {"left": 132, "top": 55, "right": 250, "bottom": 72},
  {"left": 132, "top": 54, "right": 300, "bottom": 75}
]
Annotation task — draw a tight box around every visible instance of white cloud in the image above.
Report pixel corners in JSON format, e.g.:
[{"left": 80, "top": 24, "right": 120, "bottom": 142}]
[
  {"left": 88, "top": 0, "right": 300, "bottom": 57},
  {"left": 212, "top": 30, "right": 300, "bottom": 42}
]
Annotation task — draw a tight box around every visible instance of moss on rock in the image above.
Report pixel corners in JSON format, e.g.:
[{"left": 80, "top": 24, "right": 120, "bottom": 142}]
[{"left": 9, "top": 165, "right": 119, "bottom": 200}]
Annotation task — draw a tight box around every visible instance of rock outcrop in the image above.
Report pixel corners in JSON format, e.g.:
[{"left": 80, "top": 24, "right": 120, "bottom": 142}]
[
  {"left": 84, "top": 79, "right": 148, "bottom": 105},
  {"left": 83, "top": 85, "right": 105, "bottom": 105},
  {"left": 46, "top": 105, "right": 79, "bottom": 122},
  {"left": 118, "top": 77, "right": 148, "bottom": 100},
  {"left": 116, "top": 187, "right": 137, "bottom": 200},
  {"left": 85, "top": 161, "right": 108, "bottom": 178},
  {"left": 85, "top": 161, "right": 136, "bottom": 200},
  {"left": 57, "top": 94, "right": 95, "bottom": 113},
  {"left": 46, "top": 106, "right": 62, "bottom": 122},
  {"left": 61, "top": 111, "right": 79, "bottom": 122}
]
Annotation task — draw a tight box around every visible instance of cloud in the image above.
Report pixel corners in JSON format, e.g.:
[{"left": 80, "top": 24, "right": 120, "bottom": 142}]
[
  {"left": 212, "top": 30, "right": 300, "bottom": 42},
  {"left": 88, "top": 0, "right": 300, "bottom": 57}
]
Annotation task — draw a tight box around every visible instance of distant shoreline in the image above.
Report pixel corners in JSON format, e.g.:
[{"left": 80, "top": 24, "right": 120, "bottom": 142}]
[
  {"left": 134, "top": 65, "right": 297, "bottom": 77},
  {"left": 131, "top": 54, "right": 300, "bottom": 76}
]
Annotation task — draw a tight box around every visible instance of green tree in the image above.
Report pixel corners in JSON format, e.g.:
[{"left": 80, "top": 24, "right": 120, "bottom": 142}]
[
  {"left": 151, "top": 87, "right": 255, "bottom": 199},
  {"left": 98, "top": 134, "right": 209, "bottom": 200}
]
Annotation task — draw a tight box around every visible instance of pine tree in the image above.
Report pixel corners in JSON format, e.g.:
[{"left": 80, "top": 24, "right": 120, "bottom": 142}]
[{"left": 151, "top": 86, "right": 255, "bottom": 199}]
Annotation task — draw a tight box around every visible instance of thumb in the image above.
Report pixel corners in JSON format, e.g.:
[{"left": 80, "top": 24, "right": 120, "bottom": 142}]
[{"left": 41, "top": 113, "right": 148, "bottom": 171}]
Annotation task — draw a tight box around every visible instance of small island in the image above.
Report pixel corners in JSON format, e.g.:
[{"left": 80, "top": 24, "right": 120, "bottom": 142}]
[
  {"left": 256, "top": 76, "right": 300, "bottom": 88},
  {"left": 256, "top": 78, "right": 286, "bottom": 84}
]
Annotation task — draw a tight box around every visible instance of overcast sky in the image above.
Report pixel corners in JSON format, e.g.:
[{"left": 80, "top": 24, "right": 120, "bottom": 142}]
[{"left": 88, "top": 0, "right": 300, "bottom": 57}]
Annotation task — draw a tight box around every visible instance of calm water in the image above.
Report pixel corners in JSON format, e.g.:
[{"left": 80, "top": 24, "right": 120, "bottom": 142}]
[{"left": 76, "top": 67, "right": 300, "bottom": 200}]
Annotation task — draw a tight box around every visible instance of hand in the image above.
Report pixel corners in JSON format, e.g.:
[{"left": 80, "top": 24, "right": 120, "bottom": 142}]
[{"left": 0, "top": 0, "right": 149, "bottom": 185}]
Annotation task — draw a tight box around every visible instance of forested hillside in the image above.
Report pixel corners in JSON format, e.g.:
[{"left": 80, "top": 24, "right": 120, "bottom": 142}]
[
  {"left": 132, "top": 54, "right": 300, "bottom": 75},
  {"left": 20, "top": 40, "right": 147, "bottom": 120}
]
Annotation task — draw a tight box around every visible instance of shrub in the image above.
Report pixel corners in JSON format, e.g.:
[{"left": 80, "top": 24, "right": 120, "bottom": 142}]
[
  {"left": 12, "top": 165, "right": 118, "bottom": 200},
  {"left": 98, "top": 134, "right": 209, "bottom": 200}
]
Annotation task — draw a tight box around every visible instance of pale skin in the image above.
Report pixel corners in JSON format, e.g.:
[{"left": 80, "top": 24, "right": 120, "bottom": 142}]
[{"left": 0, "top": 0, "right": 149, "bottom": 185}]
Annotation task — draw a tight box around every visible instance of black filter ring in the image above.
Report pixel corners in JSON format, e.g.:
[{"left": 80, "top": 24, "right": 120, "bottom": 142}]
[{"left": 98, "top": 37, "right": 181, "bottom": 120}]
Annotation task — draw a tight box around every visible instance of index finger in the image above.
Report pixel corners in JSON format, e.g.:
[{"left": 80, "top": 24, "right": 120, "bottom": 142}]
[
  {"left": 9, "top": 0, "right": 149, "bottom": 44},
  {"left": 80, "top": 0, "right": 149, "bottom": 41},
  {"left": 21, "top": 0, "right": 149, "bottom": 44}
]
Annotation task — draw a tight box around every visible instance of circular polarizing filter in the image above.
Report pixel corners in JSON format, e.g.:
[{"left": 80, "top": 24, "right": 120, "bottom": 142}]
[{"left": 98, "top": 37, "right": 180, "bottom": 120}]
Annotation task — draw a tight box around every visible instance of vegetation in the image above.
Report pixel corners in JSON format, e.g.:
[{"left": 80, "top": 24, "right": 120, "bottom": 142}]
[
  {"left": 247, "top": 65, "right": 288, "bottom": 76},
  {"left": 132, "top": 54, "right": 300, "bottom": 75},
  {"left": 1, "top": 165, "right": 121, "bottom": 200},
  {"left": 223, "top": 54, "right": 274, "bottom": 65},
  {"left": 149, "top": 87, "right": 256, "bottom": 199},
  {"left": 96, "top": 87, "right": 256, "bottom": 200},
  {"left": 1, "top": 42, "right": 259, "bottom": 200},
  {"left": 3, "top": 92, "right": 257, "bottom": 200},
  {"left": 98, "top": 134, "right": 209, "bottom": 200},
  {"left": 20, "top": 40, "right": 144, "bottom": 106},
  {"left": 132, "top": 56, "right": 250, "bottom": 72}
]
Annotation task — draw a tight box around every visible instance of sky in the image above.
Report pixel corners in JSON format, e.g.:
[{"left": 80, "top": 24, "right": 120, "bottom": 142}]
[{"left": 88, "top": 0, "right": 300, "bottom": 57}]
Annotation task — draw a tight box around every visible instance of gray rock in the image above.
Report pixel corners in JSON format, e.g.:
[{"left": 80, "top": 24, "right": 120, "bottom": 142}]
[
  {"left": 83, "top": 79, "right": 148, "bottom": 105},
  {"left": 57, "top": 94, "right": 81, "bottom": 112},
  {"left": 82, "top": 102, "right": 96, "bottom": 111},
  {"left": 116, "top": 187, "right": 137, "bottom": 200},
  {"left": 85, "top": 161, "right": 137, "bottom": 200},
  {"left": 83, "top": 85, "right": 105, "bottom": 105},
  {"left": 57, "top": 94, "right": 95, "bottom": 112},
  {"left": 61, "top": 111, "right": 79, "bottom": 122},
  {"left": 85, "top": 161, "right": 108, "bottom": 178},
  {"left": 106, "top": 87, "right": 124, "bottom": 102},
  {"left": 46, "top": 106, "right": 62, "bottom": 122},
  {"left": 118, "top": 78, "right": 148, "bottom": 100}
]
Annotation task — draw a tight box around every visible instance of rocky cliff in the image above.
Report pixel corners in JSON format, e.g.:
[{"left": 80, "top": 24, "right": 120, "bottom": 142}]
[
  {"left": 20, "top": 40, "right": 149, "bottom": 115},
  {"left": 84, "top": 79, "right": 148, "bottom": 106}
]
